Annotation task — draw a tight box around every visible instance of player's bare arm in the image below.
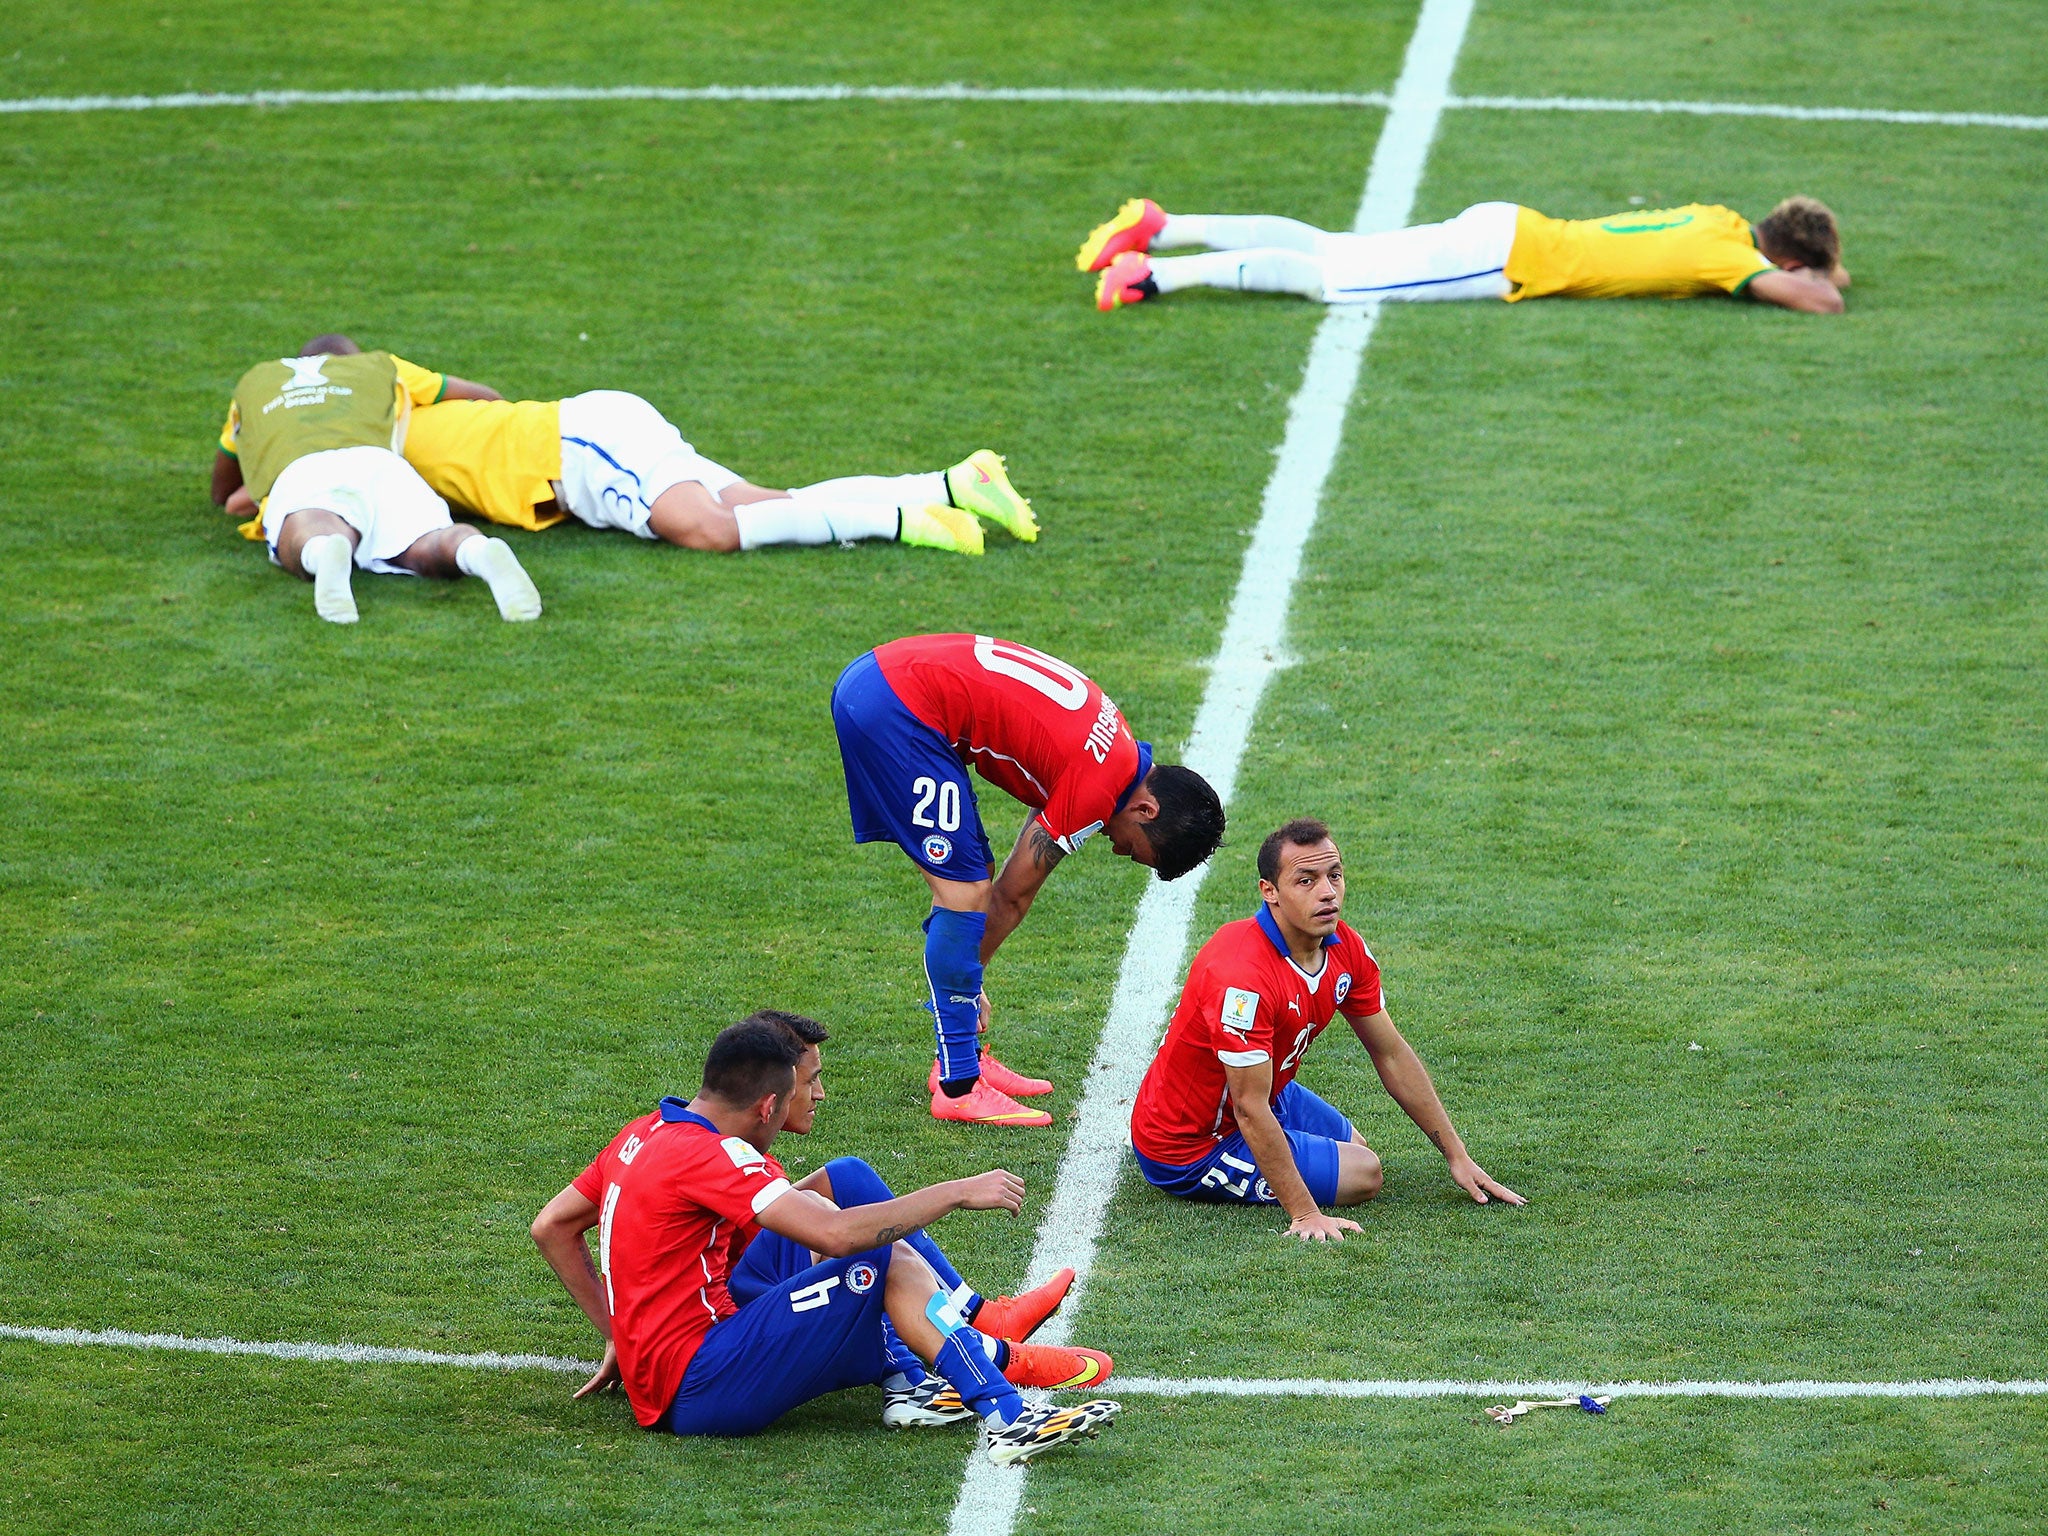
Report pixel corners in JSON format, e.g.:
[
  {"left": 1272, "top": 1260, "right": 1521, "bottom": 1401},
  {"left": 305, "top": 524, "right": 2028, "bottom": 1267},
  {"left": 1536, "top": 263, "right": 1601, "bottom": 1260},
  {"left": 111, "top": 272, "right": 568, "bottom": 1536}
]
[
  {"left": 211, "top": 450, "right": 244, "bottom": 506},
  {"left": 1349, "top": 1008, "right": 1525, "bottom": 1206},
  {"left": 1224, "top": 1056, "right": 1361, "bottom": 1243},
  {"left": 756, "top": 1169, "right": 1026, "bottom": 1257},
  {"left": 982, "top": 813, "right": 1066, "bottom": 962},
  {"left": 528, "top": 1183, "right": 623, "bottom": 1397},
  {"left": 1748, "top": 266, "right": 1846, "bottom": 315}
]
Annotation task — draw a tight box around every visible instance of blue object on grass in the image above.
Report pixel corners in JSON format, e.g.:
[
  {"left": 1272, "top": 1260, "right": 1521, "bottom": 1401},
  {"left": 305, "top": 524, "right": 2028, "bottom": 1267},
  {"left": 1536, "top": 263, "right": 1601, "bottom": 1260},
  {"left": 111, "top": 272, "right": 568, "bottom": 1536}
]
[{"left": 1578, "top": 1394, "right": 1607, "bottom": 1414}]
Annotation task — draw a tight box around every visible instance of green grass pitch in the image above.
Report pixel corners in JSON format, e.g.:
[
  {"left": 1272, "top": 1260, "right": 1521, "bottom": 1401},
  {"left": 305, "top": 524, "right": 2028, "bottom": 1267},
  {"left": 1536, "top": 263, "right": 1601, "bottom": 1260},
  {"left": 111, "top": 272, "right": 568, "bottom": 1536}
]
[{"left": 3, "top": 1, "right": 2045, "bottom": 1531}]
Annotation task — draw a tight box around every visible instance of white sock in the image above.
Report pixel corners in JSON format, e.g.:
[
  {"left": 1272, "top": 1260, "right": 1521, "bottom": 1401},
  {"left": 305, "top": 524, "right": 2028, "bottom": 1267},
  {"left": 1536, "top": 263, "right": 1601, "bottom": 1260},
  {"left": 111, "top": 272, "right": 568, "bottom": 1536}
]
[
  {"left": 1151, "top": 249, "right": 1327, "bottom": 298},
  {"left": 789, "top": 472, "right": 949, "bottom": 506},
  {"left": 1157, "top": 213, "right": 1326, "bottom": 252},
  {"left": 301, "top": 534, "right": 357, "bottom": 625},
  {"left": 733, "top": 499, "right": 901, "bottom": 549},
  {"left": 455, "top": 535, "right": 543, "bottom": 621}
]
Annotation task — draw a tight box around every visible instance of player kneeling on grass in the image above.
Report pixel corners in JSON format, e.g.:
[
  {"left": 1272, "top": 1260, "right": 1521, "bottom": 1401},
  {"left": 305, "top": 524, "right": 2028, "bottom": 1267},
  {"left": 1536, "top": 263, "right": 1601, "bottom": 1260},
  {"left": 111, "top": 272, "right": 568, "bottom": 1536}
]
[
  {"left": 1082, "top": 195, "right": 1849, "bottom": 315},
  {"left": 1130, "top": 819, "right": 1524, "bottom": 1241},
  {"left": 210, "top": 340, "right": 541, "bottom": 625},
  {"left": 312, "top": 334, "right": 1036, "bottom": 558},
  {"left": 727, "top": 1010, "right": 1108, "bottom": 1425},
  {"left": 530, "top": 1016, "right": 1120, "bottom": 1463}
]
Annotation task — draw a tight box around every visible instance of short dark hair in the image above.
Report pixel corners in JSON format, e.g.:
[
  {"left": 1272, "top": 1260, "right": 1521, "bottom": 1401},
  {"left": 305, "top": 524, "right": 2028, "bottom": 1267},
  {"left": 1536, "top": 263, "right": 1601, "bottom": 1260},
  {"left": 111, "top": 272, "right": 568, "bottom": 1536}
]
[
  {"left": 300, "top": 334, "right": 362, "bottom": 357},
  {"left": 1257, "top": 818, "right": 1335, "bottom": 884},
  {"left": 743, "top": 1009, "right": 830, "bottom": 1047},
  {"left": 1754, "top": 197, "right": 1840, "bottom": 271},
  {"left": 1141, "top": 763, "right": 1225, "bottom": 882},
  {"left": 700, "top": 1019, "right": 804, "bottom": 1106}
]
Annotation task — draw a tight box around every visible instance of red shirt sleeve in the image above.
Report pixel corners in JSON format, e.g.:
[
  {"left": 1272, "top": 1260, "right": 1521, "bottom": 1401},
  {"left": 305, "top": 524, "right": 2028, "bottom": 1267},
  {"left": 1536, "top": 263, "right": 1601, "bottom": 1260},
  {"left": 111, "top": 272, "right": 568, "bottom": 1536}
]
[
  {"left": 693, "top": 1134, "right": 794, "bottom": 1225},
  {"left": 1036, "top": 727, "right": 1138, "bottom": 849},
  {"left": 1200, "top": 951, "right": 1276, "bottom": 1066},
  {"left": 1336, "top": 928, "right": 1385, "bottom": 1018}
]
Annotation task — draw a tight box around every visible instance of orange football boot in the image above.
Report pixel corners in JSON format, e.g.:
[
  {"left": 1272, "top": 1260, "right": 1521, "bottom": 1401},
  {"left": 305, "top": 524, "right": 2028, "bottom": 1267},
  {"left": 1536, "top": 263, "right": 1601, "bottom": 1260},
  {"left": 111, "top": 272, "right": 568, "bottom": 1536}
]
[
  {"left": 1076, "top": 197, "right": 1167, "bottom": 271},
  {"left": 973, "top": 1267, "right": 1076, "bottom": 1343},
  {"left": 1003, "top": 1342, "right": 1115, "bottom": 1391},
  {"left": 929, "top": 1048, "right": 1054, "bottom": 1098},
  {"left": 1096, "top": 251, "right": 1156, "bottom": 311},
  {"left": 930, "top": 1079, "right": 1053, "bottom": 1128}
]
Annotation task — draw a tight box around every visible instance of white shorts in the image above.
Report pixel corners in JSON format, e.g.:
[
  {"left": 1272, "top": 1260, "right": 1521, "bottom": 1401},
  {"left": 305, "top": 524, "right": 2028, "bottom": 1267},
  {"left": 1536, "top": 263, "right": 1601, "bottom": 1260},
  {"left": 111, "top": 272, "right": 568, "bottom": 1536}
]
[
  {"left": 1315, "top": 201, "right": 1518, "bottom": 303},
  {"left": 555, "top": 390, "right": 742, "bottom": 539},
  {"left": 262, "top": 445, "right": 454, "bottom": 574}
]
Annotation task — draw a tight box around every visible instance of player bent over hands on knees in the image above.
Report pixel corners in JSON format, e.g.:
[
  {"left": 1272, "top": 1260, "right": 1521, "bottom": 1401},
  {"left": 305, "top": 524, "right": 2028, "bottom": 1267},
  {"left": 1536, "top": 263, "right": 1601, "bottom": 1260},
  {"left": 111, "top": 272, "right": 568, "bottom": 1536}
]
[
  {"left": 211, "top": 338, "right": 541, "bottom": 625},
  {"left": 832, "top": 634, "right": 1225, "bottom": 1127},
  {"left": 1130, "top": 819, "right": 1524, "bottom": 1242},
  {"left": 300, "top": 335, "right": 1035, "bottom": 559},
  {"left": 727, "top": 1010, "right": 1109, "bottom": 1423},
  {"left": 1083, "top": 194, "right": 1849, "bottom": 315},
  {"left": 530, "top": 1016, "right": 1120, "bottom": 1463}
]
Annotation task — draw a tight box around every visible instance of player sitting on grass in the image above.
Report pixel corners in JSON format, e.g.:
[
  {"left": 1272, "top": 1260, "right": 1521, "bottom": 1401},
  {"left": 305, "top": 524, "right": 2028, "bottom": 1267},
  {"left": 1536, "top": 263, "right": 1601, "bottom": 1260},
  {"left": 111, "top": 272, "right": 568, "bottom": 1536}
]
[
  {"left": 297, "top": 335, "right": 1032, "bottom": 558},
  {"left": 530, "top": 1016, "right": 1120, "bottom": 1463},
  {"left": 210, "top": 342, "right": 542, "bottom": 625},
  {"left": 727, "top": 1009, "right": 1107, "bottom": 1427},
  {"left": 1081, "top": 194, "right": 1850, "bottom": 315},
  {"left": 832, "top": 633, "right": 1226, "bottom": 1127},
  {"left": 1130, "top": 818, "right": 1525, "bottom": 1241}
]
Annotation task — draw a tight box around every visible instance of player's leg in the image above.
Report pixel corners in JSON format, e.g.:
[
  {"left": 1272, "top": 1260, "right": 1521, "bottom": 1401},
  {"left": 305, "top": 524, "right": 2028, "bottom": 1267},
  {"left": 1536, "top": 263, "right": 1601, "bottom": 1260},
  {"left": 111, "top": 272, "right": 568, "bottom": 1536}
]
[
  {"left": 1272, "top": 1081, "right": 1381, "bottom": 1204},
  {"left": 264, "top": 452, "right": 369, "bottom": 623},
  {"left": 1312, "top": 202, "right": 1518, "bottom": 303},
  {"left": 1150, "top": 249, "right": 1329, "bottom": 298},
  {"left": 1157, "top": 213, "right": 1328, "bottom": 252},
  {"left": 829, "top": 655, "right": 1051, "bottom": 1127},
  {"left": 882, "top": 1245, "right": 1120, "bottom": 1463},
  {"left": 786, "top": 452, "right": 1039, "bottom": 543}
]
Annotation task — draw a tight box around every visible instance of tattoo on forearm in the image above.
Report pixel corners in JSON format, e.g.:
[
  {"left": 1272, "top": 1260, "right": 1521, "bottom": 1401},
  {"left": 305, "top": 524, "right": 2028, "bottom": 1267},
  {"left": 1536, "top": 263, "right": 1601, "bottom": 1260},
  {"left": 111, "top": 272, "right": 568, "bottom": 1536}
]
[
  {"left": 873, "top": 1224, "right": 911, "bottom": 1246},
  {"left": 1426, "top": 1129, "right": 1446, "bottom": 1153}
]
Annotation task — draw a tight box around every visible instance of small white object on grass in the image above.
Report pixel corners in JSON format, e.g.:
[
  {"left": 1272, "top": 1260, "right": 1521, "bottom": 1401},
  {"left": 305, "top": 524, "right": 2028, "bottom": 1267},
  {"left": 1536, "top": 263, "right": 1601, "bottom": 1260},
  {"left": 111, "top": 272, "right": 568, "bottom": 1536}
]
[{"left": 1487, "top": 1394, "right": 1610, "bottom": 1425}]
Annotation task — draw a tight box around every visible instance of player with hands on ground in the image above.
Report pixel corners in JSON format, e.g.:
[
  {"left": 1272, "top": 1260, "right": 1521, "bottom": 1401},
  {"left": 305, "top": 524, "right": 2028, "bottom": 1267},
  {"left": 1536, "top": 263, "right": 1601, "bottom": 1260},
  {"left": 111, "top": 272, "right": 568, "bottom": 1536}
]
[
  {"left": 1130, "top": 818, "right": 1524, "bottom": 1241},
  {"left": 1082, "top": 194, "right": 1849, "bottom": 315},
  {"left": 831, "top": 633, "right": 1225, "bottom": 1127},
  {"left": 530, "top": 1017, "right": 1120, "bottom": 1463},
  {"left": 725, "top": 1010, "right": 1107, "bottom": 1427},
  {"left": 210, "top": 338, "right": 541, "bottom": 624}
]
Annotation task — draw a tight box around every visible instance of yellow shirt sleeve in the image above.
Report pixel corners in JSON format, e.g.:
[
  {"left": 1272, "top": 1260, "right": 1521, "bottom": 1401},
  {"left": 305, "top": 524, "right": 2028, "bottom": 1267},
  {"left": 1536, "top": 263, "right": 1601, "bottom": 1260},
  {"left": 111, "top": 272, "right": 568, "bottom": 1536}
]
[
  {"left": 219, "top": 401, "right": 240, "bottom": 456},
  {"left": 390, "top": 355, "right": 448, "bottom": 406}
]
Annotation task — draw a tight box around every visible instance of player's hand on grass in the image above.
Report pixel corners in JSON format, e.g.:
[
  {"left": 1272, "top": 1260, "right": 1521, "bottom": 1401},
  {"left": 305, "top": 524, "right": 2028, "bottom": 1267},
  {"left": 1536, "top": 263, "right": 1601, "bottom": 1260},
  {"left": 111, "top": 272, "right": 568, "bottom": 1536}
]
[
  {"left": 574, "top": 1341, "right": 621, "bottom": 1398},
  {"left": 956, "top": 1168, "right": 1027, "bottom": 1215},
  {"left": 1286, "top": 1211, "right": 1362, "bottom": 1243},
  {"left": 1448, "top": 1154, "right": 1525, "bottom": 1206}
]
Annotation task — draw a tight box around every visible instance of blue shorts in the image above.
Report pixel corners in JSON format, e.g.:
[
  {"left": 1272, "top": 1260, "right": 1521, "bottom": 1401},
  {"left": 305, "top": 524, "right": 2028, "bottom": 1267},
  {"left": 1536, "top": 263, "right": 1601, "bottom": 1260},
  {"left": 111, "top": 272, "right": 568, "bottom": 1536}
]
[
  {"left": 1132, "top": 1081, "right": 1356, "bottom": 1207},
  {"left": 665, "top": 1247, "right": 894, "bottom": 1437},
  {"left": 831, "top": 651, "right": 994, "bottom": 883}
]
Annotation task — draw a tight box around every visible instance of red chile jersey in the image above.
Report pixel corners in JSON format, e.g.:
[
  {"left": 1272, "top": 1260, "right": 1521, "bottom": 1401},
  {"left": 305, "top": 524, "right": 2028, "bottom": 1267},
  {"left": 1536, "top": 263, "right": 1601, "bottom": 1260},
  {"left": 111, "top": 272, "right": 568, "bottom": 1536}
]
[
  {"left": 1131, "top": 907, "right": 1384, "bottom": 1166},
  {"left": 874, "top": 634, "right": 1153, "bottom": 852},
  {"left": 571, "top": 1098, "right": 794, "bottom": 1426}
]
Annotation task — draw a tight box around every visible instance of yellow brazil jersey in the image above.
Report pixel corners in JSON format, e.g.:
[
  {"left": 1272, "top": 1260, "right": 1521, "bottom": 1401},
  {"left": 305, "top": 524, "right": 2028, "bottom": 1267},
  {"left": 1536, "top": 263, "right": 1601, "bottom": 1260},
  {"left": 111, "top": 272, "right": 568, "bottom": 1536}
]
[
  {"left": 1503, "top": 204, "right": 1776, "bottom": 302},
  {"left": 219, "top": 355, "right": 446, "bottom": 538},
  {"left": 401, "top": 399, "right": 567, "bottom": 531}
]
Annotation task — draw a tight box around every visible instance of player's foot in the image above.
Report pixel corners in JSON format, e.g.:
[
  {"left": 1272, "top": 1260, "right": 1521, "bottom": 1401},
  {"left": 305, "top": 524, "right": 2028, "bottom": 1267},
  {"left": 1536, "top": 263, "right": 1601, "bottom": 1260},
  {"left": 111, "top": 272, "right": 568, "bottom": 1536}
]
[
  {"left": 946, "top": 450, "right": 1038, "bottom": 543},
  {"left": 1076, "top": 197, "right": 1166, "bottom": 272},
  {"left": 973, "top": 1267, "right": 1076, "bottom": 1344},
  {"left": 882, "top": 1377, "right": 975, "bottom": 1428},
  {"left": 302, "top": 533, "right": 358, "bottom": 624},
  {"left": 899, "top": 503, "right": 985, "bottom": 557},
  {"left": 984, "top": 1399, "right": 1122, "bottom": 1466},
  {"left": 930, "top": 1079, "right": 1053, "bottom": 1129},
  {"left": 460, "top": 536, "right": 543, "bottom": 621},
  {"left": 928, "top": 1048, "right": 1054, "bottom": 1098},
  {"left": 1002, "top": 1342, "right": 1114, "bottom": 1390},
  {"left": 1096, "top": 251, "right": 1157, "bottom": 312}
]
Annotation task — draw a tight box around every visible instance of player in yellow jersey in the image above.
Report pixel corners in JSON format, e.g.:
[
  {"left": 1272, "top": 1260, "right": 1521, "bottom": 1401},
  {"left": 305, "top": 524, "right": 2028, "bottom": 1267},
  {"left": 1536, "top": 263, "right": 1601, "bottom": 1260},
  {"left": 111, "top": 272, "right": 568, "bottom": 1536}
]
[
  {"left": 210, "top": 339, "right": 542, "bottom": 624},
  {"left": 1080, "top": 195, "right": 1849, "bottom": 315},
  {"left": 298, "top": 338, "right": 1037, "bottom": 559}
]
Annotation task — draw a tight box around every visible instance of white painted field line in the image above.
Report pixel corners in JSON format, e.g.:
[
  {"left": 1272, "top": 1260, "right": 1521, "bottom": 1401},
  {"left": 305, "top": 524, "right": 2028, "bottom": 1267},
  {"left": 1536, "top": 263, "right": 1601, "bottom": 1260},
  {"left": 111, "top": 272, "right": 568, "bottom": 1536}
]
[
  {"left": 0, "top": 82, "right": 2041, "bottom": 131},
  {"left": 8, "top": 1326, "right": 2047, "bottom": 1402},
  {"left": 943, "top": 3, "right": 1476, "bottom": 1533}
]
